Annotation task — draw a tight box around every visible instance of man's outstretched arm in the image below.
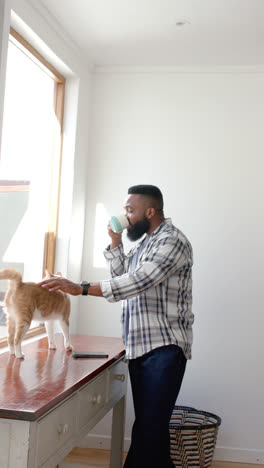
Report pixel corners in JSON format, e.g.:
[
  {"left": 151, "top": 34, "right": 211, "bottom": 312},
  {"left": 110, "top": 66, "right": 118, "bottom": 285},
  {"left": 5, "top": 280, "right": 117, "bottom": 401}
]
[{"left": 39, "top": 275, "right": 103, "bottom": 297}]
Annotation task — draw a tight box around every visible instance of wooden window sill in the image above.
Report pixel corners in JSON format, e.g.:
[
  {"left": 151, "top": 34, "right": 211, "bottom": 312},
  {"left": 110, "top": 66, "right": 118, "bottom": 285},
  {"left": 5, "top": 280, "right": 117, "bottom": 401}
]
[{"left": 0, "top": 325, "right": 46, "bottom": 350}]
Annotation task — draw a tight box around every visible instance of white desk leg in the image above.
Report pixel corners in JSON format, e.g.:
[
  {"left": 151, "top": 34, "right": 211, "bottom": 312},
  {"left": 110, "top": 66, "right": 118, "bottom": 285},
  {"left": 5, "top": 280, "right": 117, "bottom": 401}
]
[{"left": 110, "top": 396, "right": 126, "bottom": 468}]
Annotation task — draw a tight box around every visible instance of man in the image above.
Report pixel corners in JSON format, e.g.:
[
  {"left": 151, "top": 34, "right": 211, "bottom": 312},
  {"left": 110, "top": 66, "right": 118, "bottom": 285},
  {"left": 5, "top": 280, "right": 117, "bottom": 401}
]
[{"left": 40, "top": 184, "right": 194, "bottom": 468}]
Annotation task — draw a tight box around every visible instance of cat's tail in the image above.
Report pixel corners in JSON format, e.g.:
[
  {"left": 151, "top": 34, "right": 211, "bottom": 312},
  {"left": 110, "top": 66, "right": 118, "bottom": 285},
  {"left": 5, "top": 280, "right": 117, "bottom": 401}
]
[{"left": 0, "top": 268, "right": 22, "bottom": 283}]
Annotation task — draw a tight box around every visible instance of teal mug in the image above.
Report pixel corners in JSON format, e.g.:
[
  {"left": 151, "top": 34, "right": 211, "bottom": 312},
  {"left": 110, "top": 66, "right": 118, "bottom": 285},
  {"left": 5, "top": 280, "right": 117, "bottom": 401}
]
[{"left": 110, "top": 214, "right": 129, "bottom": 233}]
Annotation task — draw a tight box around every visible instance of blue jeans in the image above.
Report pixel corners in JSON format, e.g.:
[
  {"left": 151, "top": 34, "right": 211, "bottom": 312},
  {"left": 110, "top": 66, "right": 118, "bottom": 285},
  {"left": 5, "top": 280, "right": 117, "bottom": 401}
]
[{"left": 123, "top": 344, "right": 187, "bottom": 468}]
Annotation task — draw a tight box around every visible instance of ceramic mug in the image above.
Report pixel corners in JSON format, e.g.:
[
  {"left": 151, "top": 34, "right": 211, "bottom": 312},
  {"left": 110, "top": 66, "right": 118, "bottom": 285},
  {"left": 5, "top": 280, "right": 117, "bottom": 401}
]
[{"left": 109, "top": 214, "right": 129, "bottom": 233}]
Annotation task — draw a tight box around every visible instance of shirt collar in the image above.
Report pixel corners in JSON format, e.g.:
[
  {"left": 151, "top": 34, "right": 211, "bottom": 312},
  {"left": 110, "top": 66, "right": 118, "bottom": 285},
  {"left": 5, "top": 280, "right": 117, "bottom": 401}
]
[
  {"left": 148, "top": 218, "right": 172, "bottom": 238},
  {"left": 127, "top": 219, "right": 172, "bottom": 257}
]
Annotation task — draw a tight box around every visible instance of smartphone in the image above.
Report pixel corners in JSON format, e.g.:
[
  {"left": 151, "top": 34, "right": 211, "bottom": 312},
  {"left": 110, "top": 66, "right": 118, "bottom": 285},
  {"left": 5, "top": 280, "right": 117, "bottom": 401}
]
[{"left": 72, "top": 351, "right": 109, "bottom": 358}]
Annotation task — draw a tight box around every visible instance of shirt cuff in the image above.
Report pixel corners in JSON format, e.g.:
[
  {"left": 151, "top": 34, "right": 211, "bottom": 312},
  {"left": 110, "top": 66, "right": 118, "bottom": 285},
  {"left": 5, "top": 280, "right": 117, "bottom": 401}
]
[
  {"left": 103, "top": 243, "right": 124, "bottom": 260},
  {"left": 100, "top": 280, "right": 115, "bottom": 302}
]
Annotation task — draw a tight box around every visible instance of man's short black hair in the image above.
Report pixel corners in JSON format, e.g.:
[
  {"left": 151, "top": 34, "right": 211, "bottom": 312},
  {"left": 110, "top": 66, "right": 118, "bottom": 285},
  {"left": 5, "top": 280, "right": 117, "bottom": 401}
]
[{"left": 128, "top": 184, "right": 164, "bottom": 212}]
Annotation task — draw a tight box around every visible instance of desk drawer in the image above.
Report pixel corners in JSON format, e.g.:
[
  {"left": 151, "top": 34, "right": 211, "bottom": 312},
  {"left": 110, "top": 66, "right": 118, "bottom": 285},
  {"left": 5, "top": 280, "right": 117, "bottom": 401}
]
[
  {"left": 108, "top": 359, "right": 127, "bottom": 403},
  {"left": 36, "top": 394, "right": 77, "bottom": 466},
  {"left": 78, "top": 372, "right": 107, "bottom": 429}
]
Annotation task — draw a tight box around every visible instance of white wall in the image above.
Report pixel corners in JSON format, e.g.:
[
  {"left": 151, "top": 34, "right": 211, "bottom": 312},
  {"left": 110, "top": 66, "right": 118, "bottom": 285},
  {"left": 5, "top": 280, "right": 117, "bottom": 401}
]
[
  {"left": 0, "top": 0, "right": 92, "bottom": 332},
  {"left": 78, "top": 69, "right": 264, "bottom": 464}
]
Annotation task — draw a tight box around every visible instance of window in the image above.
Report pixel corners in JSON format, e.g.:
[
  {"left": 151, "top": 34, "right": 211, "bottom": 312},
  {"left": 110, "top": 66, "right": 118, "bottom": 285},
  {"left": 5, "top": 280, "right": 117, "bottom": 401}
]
[{"left": 0, "top": 28, "right": 65, "bottom": 346}]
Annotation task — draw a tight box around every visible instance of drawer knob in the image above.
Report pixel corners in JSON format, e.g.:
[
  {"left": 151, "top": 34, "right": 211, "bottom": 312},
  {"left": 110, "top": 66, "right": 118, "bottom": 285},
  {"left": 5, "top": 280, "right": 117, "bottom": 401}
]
[
  {"left": 57, "top": 423, "right": 69, "bottom": 435},
  {"left": 92, "top": 394, "right": 102, "bottom": 405},
  {"left": 114, "top": 374, "right": 125, "bottom": 382},
  {"left": 63, "top": 423, "right": 69, "bottom": 434},
  {"left": 57, "top": 424, "right": 63, "bottom": 434}
]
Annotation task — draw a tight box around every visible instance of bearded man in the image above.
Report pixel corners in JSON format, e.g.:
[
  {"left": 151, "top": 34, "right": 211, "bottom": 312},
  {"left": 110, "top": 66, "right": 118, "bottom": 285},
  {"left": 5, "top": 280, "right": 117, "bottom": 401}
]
[{"left": 40, "top": 184, "right": 194, "bottom": 468}]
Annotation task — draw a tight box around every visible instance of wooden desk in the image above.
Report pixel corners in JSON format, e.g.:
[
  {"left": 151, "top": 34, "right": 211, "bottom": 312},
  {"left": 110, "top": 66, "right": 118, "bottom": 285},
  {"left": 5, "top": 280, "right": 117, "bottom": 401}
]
[{"left": 0, "top": 335, "right": 127, "bottom": 468}]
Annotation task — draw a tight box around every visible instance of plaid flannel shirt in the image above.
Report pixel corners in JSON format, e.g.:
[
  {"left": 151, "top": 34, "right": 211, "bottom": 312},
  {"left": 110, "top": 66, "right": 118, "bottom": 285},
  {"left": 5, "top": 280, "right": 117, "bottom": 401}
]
[{"left": 101, "top": 218, "right": 194, "bottom": 360}]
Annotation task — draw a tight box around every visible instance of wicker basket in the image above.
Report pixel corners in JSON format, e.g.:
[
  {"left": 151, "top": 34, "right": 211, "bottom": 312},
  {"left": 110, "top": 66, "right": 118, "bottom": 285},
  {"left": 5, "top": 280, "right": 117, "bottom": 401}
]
[{"left": 169, "top": 406, "right": 221, "bottom": 468}]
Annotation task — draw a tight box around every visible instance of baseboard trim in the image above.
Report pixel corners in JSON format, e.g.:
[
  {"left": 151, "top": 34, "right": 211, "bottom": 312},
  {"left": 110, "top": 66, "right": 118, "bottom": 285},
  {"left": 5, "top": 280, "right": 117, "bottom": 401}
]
[
  {"left": 214, "top": 447, "right": 264, "bottom": 465},
  {"left": 79, "top": 435, "right": 264, "bottom": 465}
]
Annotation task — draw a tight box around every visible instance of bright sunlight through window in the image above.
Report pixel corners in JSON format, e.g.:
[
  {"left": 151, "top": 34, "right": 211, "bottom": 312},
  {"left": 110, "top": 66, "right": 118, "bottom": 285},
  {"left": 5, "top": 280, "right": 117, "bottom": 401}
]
[{"left": 0, "top": 29, "right": 65, "bottom": 343}]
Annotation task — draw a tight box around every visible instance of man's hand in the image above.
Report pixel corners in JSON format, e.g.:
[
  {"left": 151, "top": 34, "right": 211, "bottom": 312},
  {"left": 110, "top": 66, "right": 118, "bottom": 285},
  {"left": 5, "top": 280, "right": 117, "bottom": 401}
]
[
  {"left": 107, "top": 223, "right": 122, "bottom": 249},
  {"left": 39, "top": 274, "right": 82, "bottom": 295}
]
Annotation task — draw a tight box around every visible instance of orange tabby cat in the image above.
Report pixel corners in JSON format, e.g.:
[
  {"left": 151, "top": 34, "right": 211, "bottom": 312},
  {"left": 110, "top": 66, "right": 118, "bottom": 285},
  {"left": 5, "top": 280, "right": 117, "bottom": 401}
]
[{"left": 0, "top": 268, "right": 72, "bottom": 358}]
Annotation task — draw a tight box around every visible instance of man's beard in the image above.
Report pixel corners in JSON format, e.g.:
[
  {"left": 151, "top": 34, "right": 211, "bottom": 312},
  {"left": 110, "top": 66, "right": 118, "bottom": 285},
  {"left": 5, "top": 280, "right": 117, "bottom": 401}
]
[{"left": 127, "top": 216, "right": 150, "bottom": 241}]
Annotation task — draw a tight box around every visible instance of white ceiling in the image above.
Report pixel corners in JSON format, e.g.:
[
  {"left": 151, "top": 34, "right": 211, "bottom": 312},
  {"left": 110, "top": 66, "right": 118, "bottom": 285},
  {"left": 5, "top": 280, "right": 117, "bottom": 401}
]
[{"left": 39, "top": 0, "right": 264, "bottom": 67}]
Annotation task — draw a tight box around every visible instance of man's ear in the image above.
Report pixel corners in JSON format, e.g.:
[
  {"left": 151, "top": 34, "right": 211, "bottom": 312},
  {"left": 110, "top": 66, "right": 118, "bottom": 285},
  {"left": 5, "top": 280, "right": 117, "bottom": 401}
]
[{"left": 146, "top": 207, "right": 155, "bottom": 220}]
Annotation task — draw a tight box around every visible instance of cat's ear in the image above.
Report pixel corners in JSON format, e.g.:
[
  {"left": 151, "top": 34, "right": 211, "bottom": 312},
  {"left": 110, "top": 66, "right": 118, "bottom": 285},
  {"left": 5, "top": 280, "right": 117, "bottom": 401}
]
[
  {"left": 44, "top": 269, "right": 52, "bottom": 279},
  {"left": 55, "top": 271, "right": 62, "bottom": 277}
]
